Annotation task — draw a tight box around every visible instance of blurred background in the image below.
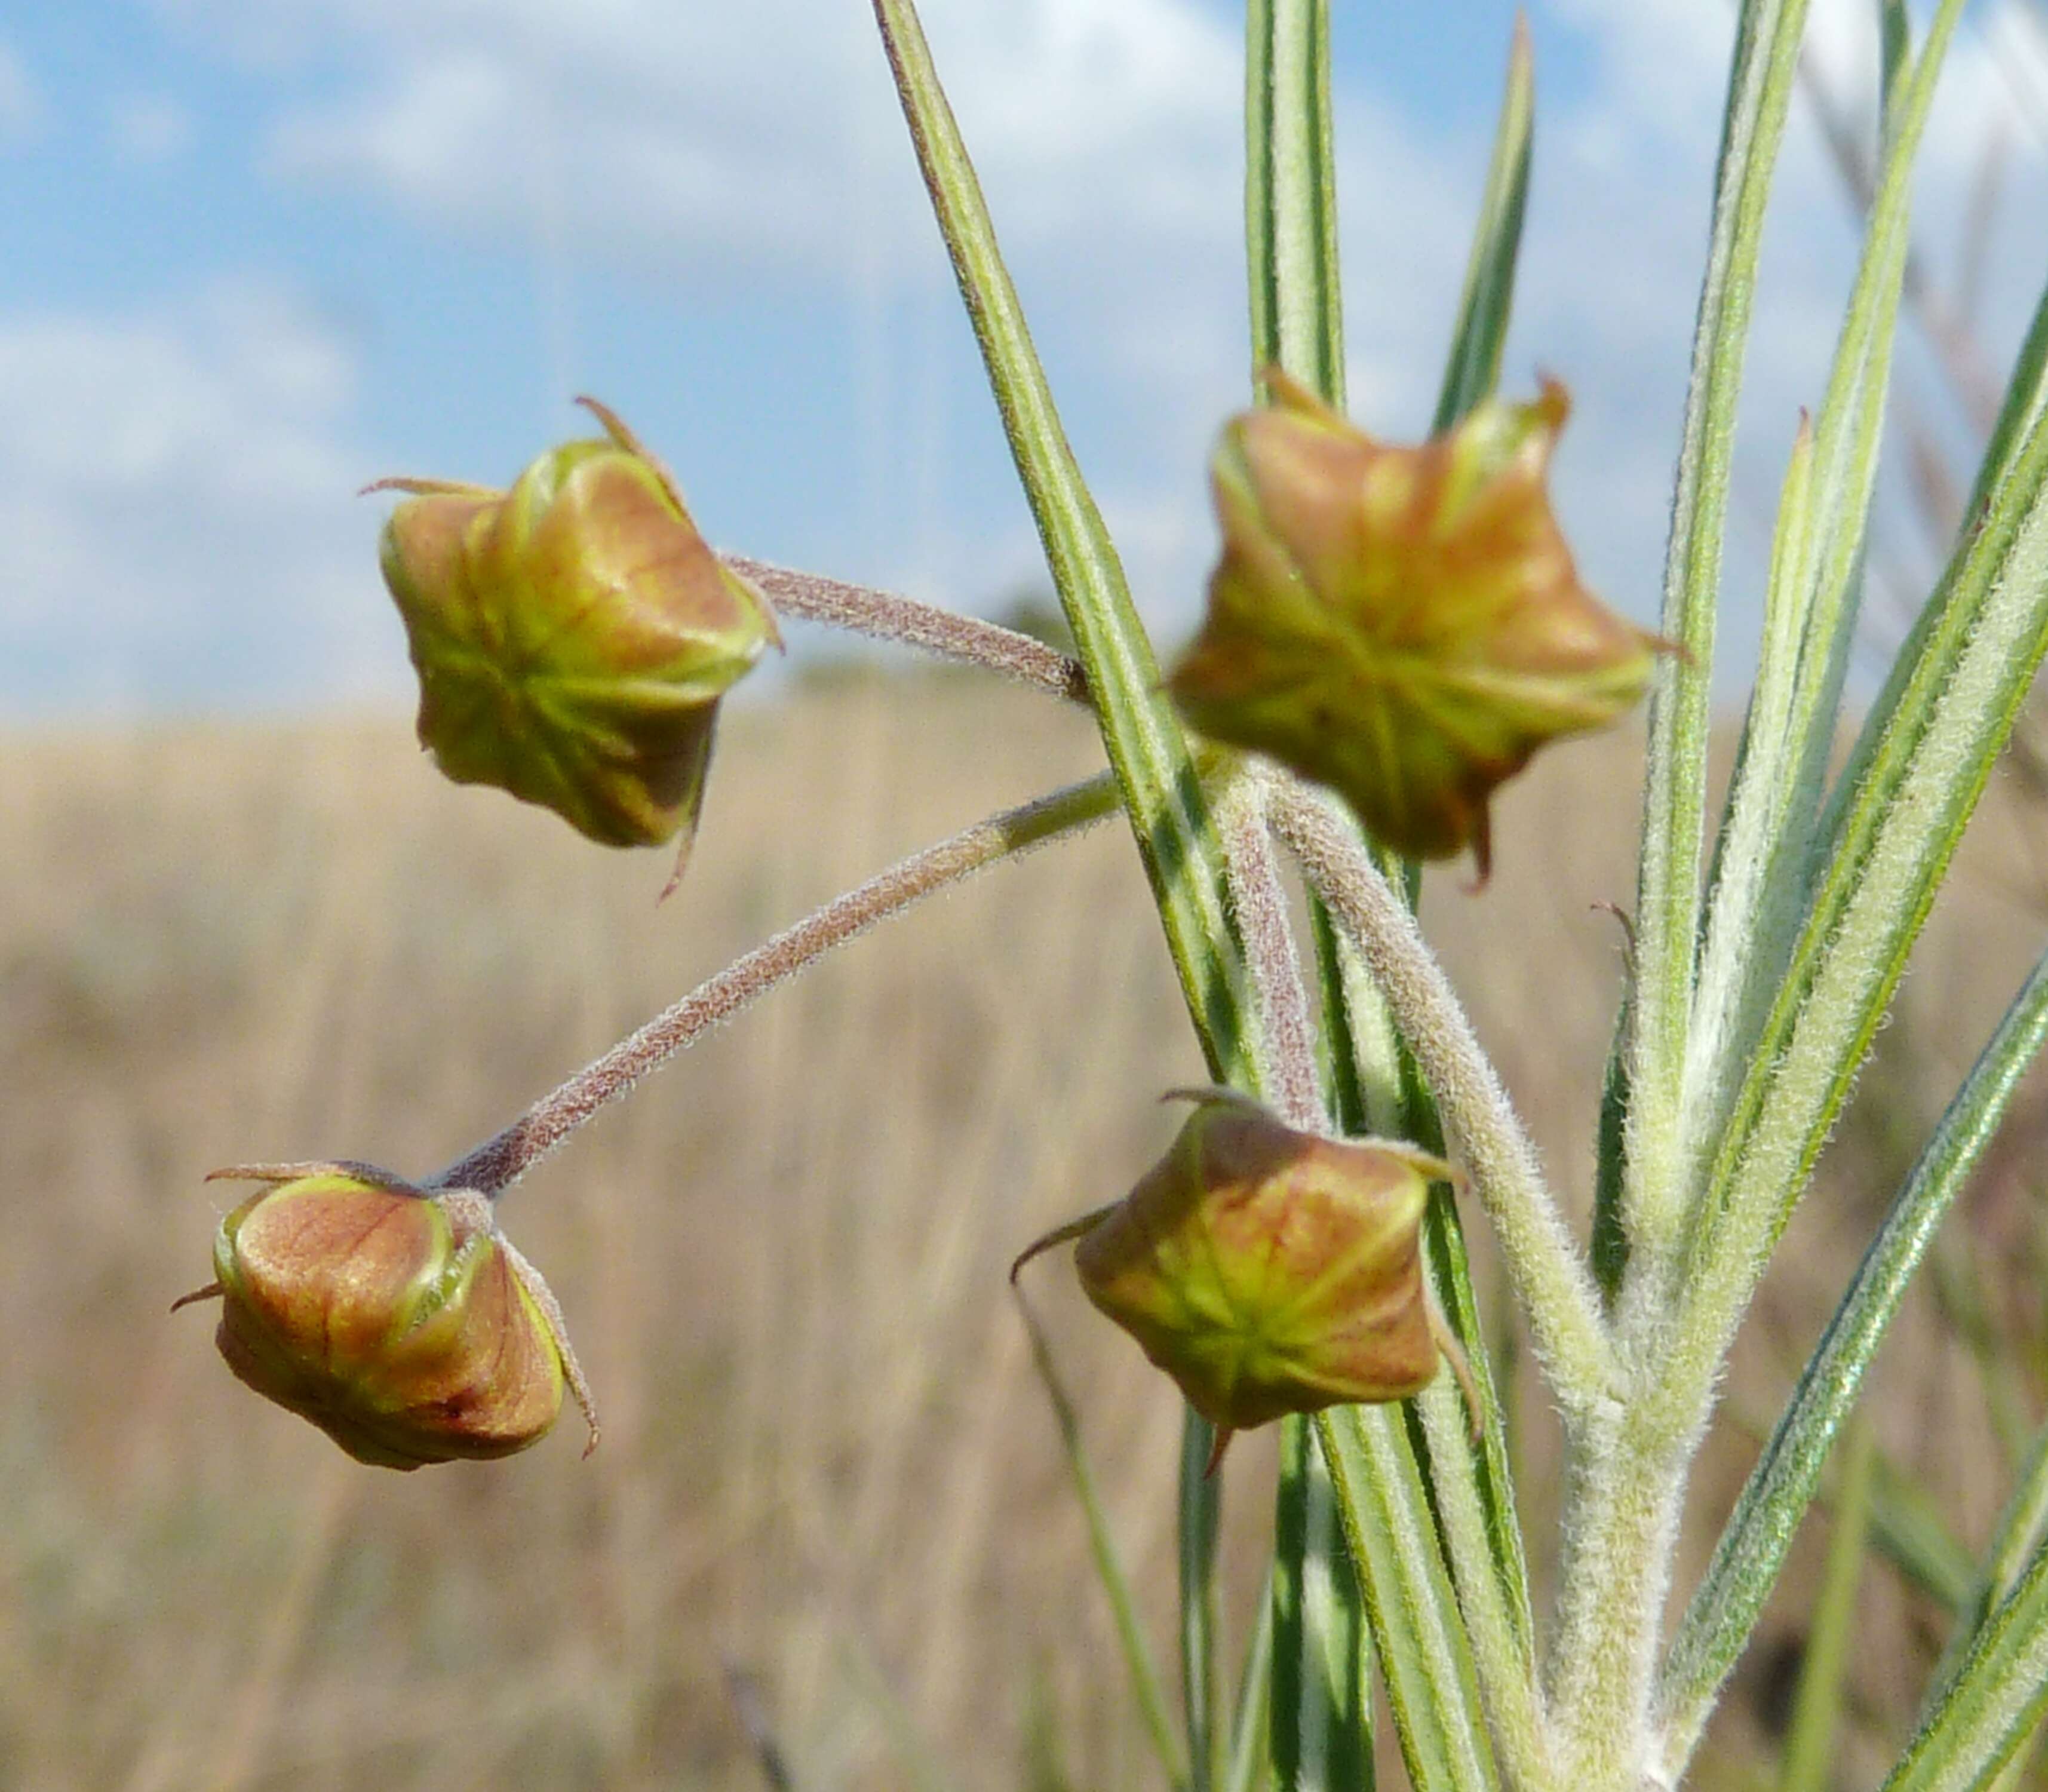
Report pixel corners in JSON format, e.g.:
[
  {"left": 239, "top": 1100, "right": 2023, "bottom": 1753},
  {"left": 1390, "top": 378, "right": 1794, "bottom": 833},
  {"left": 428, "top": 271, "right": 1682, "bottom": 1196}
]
[
  {"left": 1, "top": 0, "right": 2044, "bottom": 712},
  {"left": 6, "top": 1, "right": 2048, "bottom": 1788}
]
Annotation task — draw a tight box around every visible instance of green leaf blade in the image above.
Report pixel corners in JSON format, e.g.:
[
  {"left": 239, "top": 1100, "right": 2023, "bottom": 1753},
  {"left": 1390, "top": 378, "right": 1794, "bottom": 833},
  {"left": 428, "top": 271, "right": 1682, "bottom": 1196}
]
[
  {"left": 870, "top": 0, "right": 1257, "bottom": 1093},
  {"left": 1271, "top": 1416, "right": 1371, "bottom": 1792},
  {"left": 1316, "top": 1406, "right": 1502, "bottom": 1792},
  {"left": 1882, "top": 1536, "right": 2048, "bottom": 1792},
  {"left": 1659, "top": 946, "right": 2048, "bottom": 1765},
  {"left": 1620, "top": 0, "right": 1812, "bottom": 1287}
]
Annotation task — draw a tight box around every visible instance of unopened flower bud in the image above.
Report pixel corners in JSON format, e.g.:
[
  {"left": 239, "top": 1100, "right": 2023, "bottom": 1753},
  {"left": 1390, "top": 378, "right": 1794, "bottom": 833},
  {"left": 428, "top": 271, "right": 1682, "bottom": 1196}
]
[
  {"left": 177, "top": 1165, "right": 596, "bottom": 1471},
  {"left": 1169, "top": 368, "right": 1667, "bottom": 880},
  {"left": 1016, "top": 1089, "right": 1473, "bottom": 1460},
  {"left": 372, "top": 398, "right": 778, "bottom": 864}
]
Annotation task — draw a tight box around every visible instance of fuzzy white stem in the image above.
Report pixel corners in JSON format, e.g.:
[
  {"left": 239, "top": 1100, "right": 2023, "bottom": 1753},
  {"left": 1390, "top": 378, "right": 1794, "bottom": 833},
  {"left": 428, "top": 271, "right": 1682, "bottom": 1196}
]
[
  {"left": 727, "top": 555, "right": 1089, "bottom": 702},
  {"left": 1269, "top": 778, "right": 1616, "bottom": 1410},
  {"left": 1543, "top": 1384, "right": 1695, "bottom": 1792},
  {"left": 1215, "top": 768, "right": 1322, "bottom": 1128}
]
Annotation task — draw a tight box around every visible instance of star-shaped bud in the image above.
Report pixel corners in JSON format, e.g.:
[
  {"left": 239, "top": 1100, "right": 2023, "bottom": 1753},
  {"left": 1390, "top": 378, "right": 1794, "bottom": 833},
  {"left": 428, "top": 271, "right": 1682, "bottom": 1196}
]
[
  {"left": 371, "top": 399, "right": 778, "bottom": 876},
  {"left": 1015, "top": 1089, "right": 1475, "bottom": 1465},
  {"left": 1170, "top": 369, "right": 1667, "bottom": 880},
  {"left": 176, "top": 1165, "right": 597, "bottom": 1471}
]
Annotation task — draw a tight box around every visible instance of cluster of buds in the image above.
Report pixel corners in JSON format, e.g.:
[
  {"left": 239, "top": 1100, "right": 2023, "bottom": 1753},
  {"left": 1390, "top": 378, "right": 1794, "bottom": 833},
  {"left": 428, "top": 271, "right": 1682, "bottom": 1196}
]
[
  {"left": 176, "top": 1165, "right": 594, "bottom": 1470},
  {"left": 371, "top": 398, "right": 778, "bottom": 874},
  {"left": 1017, "top": 1088, "right": 1476, "bottom": 1466},
  {"left": 191, "top": 368, "right": 1628, "bottom": 1472},
  {"left": 1171, "top": 367, "right": 1666, "bottom": 881}
]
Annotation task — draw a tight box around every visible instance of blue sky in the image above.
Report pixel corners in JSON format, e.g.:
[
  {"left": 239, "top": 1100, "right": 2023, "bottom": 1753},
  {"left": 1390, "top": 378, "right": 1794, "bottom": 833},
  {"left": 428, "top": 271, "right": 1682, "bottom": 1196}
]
[{"left": 0, "top": 0, "right": 2043, "bottom": 716}]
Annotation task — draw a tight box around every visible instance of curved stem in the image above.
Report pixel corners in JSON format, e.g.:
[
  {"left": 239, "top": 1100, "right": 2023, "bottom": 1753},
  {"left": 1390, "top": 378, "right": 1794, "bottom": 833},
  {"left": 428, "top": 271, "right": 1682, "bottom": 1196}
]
[
  {"left": 1215, "top": 768, "right": 1321, "bottom": 1128},
  {"left": 1269, "top": 777, "right": 1616, "bottom": 1412},
  {"left": 1233, "top": 774, "right": 1551, "bottom": 1789},
  {"left": 726, "top": 554, "right": 1089, "bottom": 704},
  {"left": 433, "top": 770, "right": 1119, "bottom": 1195}
]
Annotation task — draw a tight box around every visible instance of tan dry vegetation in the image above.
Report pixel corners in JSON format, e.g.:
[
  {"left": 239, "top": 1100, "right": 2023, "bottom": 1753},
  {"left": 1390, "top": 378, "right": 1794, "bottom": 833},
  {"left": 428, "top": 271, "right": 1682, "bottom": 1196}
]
[{"left": 1, "top": 672, "right": 2044, "bottom": 1791}]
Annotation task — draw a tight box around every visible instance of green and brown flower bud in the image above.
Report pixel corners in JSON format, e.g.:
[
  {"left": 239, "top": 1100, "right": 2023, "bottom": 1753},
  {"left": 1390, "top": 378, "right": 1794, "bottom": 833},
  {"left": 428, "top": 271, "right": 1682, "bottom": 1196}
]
[
  {"left": 1017, "top": 1090, "right": 1470, "bottom": 1456},
  {"left": 1169, "top": 367, "right": 1668, "bottom": 880},
  {"left": 373, "top": 398, "right": 778, "bottom": 861},
  {"left": 176, "top": 1165, "right": 595, "bottom": 1471}
]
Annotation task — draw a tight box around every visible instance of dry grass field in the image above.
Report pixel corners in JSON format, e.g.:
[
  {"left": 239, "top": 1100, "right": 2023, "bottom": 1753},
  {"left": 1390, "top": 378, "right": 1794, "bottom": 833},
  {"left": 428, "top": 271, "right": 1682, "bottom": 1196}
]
[{"left": 2, "top": 671, "right": 2046, "bottom": 1791}]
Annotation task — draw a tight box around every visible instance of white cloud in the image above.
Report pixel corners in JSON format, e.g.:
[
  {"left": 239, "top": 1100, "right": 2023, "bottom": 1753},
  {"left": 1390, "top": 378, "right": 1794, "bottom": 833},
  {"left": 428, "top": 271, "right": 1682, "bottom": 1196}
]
[
  {"left": 155, "top": 0, "right": 1246, "bottom": 291},
  {"left": 0, "top": 36, "right": 44, "bottom": 145},
  {"left": 129, "top": 0, "right": 2048, "bottom": 701},
  {"left": 108, "top": 94, "right": 195, "bottom": 165},
  {"left": 0, "top": 282, "right": 403, "bottom": 715}
]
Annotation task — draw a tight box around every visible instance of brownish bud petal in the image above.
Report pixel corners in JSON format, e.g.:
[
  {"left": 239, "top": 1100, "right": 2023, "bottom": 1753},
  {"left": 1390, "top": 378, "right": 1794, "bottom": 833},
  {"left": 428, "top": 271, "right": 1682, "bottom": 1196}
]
[
  {"left": 194, "top": 1170, "right": 577, "bottom": 1470},
  {"left": 1170, "top": 367, "right": 1670, "bottom": 880},
  {"left": 373, "top": 402, "right": 777, "bottom": 857},
  {"left": 1039, "top": 1090, "right": 1458, "bottom": 1434}
]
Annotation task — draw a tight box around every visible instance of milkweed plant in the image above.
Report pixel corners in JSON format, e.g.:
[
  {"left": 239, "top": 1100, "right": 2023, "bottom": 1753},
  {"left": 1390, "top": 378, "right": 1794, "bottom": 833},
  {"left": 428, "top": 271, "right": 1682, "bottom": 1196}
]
[{"left": 177, "top": 2, "right": 2048, "bottom": 1790}]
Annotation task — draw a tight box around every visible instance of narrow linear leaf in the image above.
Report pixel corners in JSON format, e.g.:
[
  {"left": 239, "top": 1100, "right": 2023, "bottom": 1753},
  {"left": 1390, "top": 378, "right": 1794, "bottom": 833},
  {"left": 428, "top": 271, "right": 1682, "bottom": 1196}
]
[
  {"left": 1826, "top": 256, "right": 2048, "bottom": 898},
  {"left": 1881, "top": 1532, "right": 2048, "bottom": 1792},
  {"left": 1432, "top": 16, "right": 1533, "bottom": 434},
  {"left": 1316, "top": 1406, "right": 1501, "bottom": 1792},
  {"left": 1720, "top": 1401, "right": 1976, "bottom": 1615},
  {"left": 1687, "top": 416, "right": 1816, "bottom": 1143},
  {"left": 1621, "top": 0, "right": 1811, "bottom": 1280},
  {"left": 1659, "top": 946, "right": 2048, "bottom": 1766},
  {"left": 1879, "top": 0, "right": 1911, "bottom": 147},
  {"left": 1688, "top": 0, "right": 1966, "bottom": 1183},
  {"left": 871, "top": 17, "right": 1263, "bottom": 1786},
  {"left": 1182, "top": 1415, "right": 1224, "bottom": 1792},
  {"left": 1966, "top": 268, "right": 2048, "bottom": 527},
  {"left": 1678, "top": 397, "right": 2048, "bottom": 1416},
  {"left": 870, "top": 0, "right": 1257, "bottom": 1092},
  {"left": 1271, "top": 1416, "right": 1371, "bottom": 1792},
  {"left": 1246, "top": 0, "right": 1343, "bottom": 402}
]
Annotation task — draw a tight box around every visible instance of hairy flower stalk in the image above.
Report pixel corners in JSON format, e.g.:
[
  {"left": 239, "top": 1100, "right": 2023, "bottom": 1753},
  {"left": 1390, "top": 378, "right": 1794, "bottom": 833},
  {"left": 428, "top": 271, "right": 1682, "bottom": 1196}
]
[
  {"left": 434, "top": 771, "right": 1121, "bottom": 1196},
  {"left": 188, "top": 771, "right": 1120, "bottom": 1457},
  {"left": 1230, "top": 769, "right": 1556, "bottom": 1789},
  {"left": 726, "top": 556, "right": 1089, "bottom": 704},
  {"left": 1270, "top": 777, "right": 1614, "bottom": 1410},
  {"left": 1215, "top": 766, "right": 1322, "bottom": 1130}
]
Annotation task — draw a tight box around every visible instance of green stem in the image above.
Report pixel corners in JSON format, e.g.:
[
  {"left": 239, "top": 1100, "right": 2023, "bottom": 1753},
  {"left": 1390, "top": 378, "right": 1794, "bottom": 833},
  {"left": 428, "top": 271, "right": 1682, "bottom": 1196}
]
[
  {"left": 1014, "top": 1289, "right": 1190, "bottom": 1791},
  {"left": 1181, "top": 1414, "right": 1224, "bottom": 1792}
]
